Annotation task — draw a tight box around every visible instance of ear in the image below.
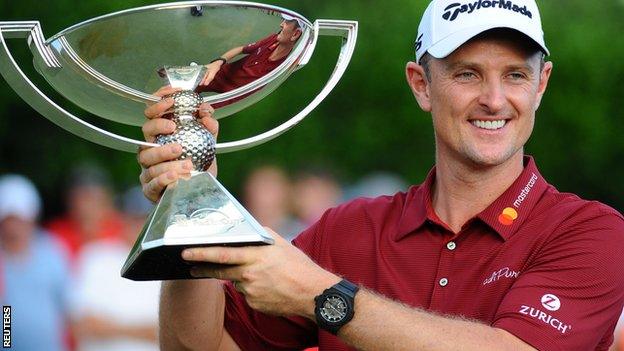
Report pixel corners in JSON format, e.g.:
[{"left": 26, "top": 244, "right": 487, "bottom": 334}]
[
  {"left": 406, "top": 61, "right": 432, "bottom": 112},
  {"left": 534, "top": 61, "right": 553, "bottom": 111},
  {"left": 291, "top": 29, "right": 302, "bottom": 42}
]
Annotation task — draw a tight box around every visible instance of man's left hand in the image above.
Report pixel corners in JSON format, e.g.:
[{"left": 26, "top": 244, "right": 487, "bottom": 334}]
[
  {"left": 200, "top": 61, "right": 223, "bottom": 87},
  {"left": 182, "top": 229, "right": 340, "bottom": 319}
]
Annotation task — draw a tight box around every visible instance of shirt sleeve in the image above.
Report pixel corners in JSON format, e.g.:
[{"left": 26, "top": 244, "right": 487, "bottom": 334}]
[
  {"left": 492, "top": 207, "right": 624, "bottom": 351},
  {"left": 223, "top": 215, "right": 328, "bottom": 350},
  {"left": 242, "top": 34, "right": 278, "bottom": 54}
]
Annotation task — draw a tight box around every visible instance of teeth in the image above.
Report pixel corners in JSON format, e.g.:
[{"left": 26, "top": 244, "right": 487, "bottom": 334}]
[{"left": 471, "top": 120, "right": 506, "bottom": 130}]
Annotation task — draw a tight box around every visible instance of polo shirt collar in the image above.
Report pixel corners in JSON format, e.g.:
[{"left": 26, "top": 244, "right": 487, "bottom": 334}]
[
  {"left": 396, "top": 168, "right": 435, "bottom": 240},
  {"left": 477, "top": 156, "right": 548, "bottom": 240},
  {"left": 395, "top": 156, "right": 548, "bottom": 241}
]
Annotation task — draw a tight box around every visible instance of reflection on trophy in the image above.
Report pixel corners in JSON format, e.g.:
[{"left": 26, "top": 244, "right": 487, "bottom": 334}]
[
  {"left": 197, "top": 13, "right": 304, "bottom": 101},
  {"left": 0, "top": 2, "right": 357, "bottom": 280}
]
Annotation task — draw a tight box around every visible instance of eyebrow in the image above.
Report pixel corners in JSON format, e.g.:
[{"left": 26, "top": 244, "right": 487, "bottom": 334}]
[{"left": 443, "top": 60, "right": 536, "bottom": 75}]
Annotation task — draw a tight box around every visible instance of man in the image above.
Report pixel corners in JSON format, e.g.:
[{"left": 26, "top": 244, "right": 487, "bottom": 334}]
[
  {"left": 47, "top": 164, "right": 123, "bottom": 263},
  {"left": 197, "top": 14, "right": 303, "bottom": 93},
  {"left": 291, "top": 168, "right": 342, "bottom": 231},
  {"left": 71, "top": 186, "right": 159, "bottom": 351},
  {"left": 0, "top": 174, "right": 72, "bottom": 351},
  {"left": 242, "top": 165, "right": 301, "bottom": 241},
  {"left": 138, "top": 1, "right": 624, "bottom": 350}
]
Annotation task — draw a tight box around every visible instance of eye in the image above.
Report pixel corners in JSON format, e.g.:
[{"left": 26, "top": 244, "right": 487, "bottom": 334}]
[
  {"left": 455, "top": 71, "right": 477, "bottom": 81},
  {"left": 507, "top": 72, "right": 527, "bottom": 80}
]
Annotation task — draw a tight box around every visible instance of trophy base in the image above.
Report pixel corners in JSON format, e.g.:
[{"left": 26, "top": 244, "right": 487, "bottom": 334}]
[{"left": 121, "top": 171, "right": 274, "bottom": 281}]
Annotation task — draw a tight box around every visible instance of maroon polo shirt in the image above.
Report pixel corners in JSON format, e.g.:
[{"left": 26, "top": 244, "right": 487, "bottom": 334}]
[
  {"left": 197, "top": 33, "right": 285, "bottom": 94},
  {"left": 223, "top": 156, "right": 624, "bottom": 351}
]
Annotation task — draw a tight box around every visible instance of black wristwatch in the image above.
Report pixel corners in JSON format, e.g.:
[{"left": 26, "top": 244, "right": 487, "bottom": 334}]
[
  {"left": 209, "top": 57, "right": 227, "bottom": 65},
  {"left": 314, "top": 279, "right": 359, "bottom": 335}
]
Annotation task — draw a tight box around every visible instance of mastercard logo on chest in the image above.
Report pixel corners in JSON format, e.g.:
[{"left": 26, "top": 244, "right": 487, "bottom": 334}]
[{"left": 498, "top": 207, "right": 518, "bottom": 226}]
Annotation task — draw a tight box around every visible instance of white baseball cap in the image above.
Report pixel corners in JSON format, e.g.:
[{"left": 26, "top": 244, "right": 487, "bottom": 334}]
[
  {"left": 281, "top": 13, "right": 305, "bottom": 29},
  {"left": 415, "top": 0, "right": 549, "bottom": 63},
  {"left": 0, "top": 174, "right": 42, "bottom": 222}
]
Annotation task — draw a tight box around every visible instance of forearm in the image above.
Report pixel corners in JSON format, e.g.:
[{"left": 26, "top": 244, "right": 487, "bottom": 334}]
[
  {"left": 220, "top": 46, "right": 245, "bottom": 62},
  {"left": 159, "top": 279, "right": 227, "bottom": 351},
  {"left": 318, "top": 289, "right": 533, "bottom": 351}
]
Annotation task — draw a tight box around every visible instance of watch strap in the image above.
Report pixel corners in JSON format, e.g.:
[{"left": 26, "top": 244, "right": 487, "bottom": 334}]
[
  {"left": 333, "top": 279, "right": 359, "bottom": 297},
  {"left": 209, "top": 57, "right": 227, "bottom": 65}
]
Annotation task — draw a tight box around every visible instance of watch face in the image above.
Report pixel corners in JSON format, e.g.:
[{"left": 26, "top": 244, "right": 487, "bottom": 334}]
[{"left": 320, "top": 295, "right": 348, "bottom": 323}]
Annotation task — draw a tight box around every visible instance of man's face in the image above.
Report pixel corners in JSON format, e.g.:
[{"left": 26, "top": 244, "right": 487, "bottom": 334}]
[
  {"left": 408, "top": 36, "right": 552, "bottom": 168},
  {"left": 0, "top": 216, "right": 34, "bottom": 247},
  {"left": 277, "top": 20, "right": 300, "bottom": 44}
]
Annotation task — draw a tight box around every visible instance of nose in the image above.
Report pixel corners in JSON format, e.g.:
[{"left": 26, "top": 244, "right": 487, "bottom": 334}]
[{"left": 478, "top": 78, "right": 506, "bottom": 114}]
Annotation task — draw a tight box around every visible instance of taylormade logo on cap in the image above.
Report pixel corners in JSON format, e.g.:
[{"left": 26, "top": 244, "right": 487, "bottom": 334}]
[
  {"left": 442, "top": 1, "right": 533, "bottom": 22},
  {"left": 415, "top": 0, "right": 549, "bottom": 63}
]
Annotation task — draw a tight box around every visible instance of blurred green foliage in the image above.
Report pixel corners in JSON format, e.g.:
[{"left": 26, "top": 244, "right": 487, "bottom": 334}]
[{"left": 0, "top": 0, "right": 622, "bottom": 218}]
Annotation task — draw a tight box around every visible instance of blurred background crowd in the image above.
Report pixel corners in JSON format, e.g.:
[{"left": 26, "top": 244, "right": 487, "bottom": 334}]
[
  {"left": 0, "top": 164, "right": 408, "bottom": 350},
  {"left": 1, "top": 0, "right": 623, "bottom": 350}
]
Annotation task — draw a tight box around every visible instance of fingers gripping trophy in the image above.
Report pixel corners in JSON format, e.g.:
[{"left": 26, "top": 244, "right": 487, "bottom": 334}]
[{"left": 0, "top": 2, "right": 357, "bottom": 280}]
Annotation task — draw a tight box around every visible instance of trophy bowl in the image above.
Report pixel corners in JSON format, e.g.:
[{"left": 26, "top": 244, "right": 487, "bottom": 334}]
[{"left": 0, "top": 1, "right": 357, "bottom": 280}]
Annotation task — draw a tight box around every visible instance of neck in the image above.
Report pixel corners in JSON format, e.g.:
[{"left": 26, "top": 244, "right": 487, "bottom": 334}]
[
  {"left": 432, "top": 150, "right": 524, "bottom": 233},
  {"left": 271, "top": 43, "right": 294, "bottom": 61}
]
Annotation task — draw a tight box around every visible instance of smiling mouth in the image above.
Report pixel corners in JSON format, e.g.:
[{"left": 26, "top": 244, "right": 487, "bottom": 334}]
[{"left": 470, "top": 119, "right": 507, "bottom": 131}]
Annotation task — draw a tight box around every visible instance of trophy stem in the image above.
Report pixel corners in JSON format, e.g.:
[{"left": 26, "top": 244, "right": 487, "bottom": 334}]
[{"left": 155, "top": 89, "right": 216, "bottom": 172}]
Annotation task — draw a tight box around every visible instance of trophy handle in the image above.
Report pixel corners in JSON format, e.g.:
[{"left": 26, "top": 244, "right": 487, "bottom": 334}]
[
  {"left": 0, "top": 19, "right": 357, "bottom": 154},
  {"left": 215, "top": 19, "right": 358, "bottom": 154},
  {"left": 0, "top": 21, "right": 155, "bottom": 152}
]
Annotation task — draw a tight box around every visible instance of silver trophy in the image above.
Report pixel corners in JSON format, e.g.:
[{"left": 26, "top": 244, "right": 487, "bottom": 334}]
[{"left": 0, "top": 2, "right": 357, "bottom": 280}]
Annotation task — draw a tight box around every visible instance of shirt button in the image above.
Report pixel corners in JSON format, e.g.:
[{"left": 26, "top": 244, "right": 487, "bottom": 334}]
[
  {"left": 439, "top": 278, "right": 448, "bottom": 287},
  {"left": 446, "top": 241, "right": 456, "bottom": 250}
]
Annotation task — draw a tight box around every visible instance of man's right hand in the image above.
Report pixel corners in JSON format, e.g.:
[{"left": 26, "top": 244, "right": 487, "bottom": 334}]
[{"left": 138, "top": 85, "right": 219, "bottom": 202}]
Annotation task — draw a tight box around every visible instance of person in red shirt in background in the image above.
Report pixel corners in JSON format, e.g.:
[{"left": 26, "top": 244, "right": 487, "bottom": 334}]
[
  {"left": 46, "top": 164, "right": 123, "bottom": 264},
  {"left": 197, "top": 14, "right": 303, "bottom": 94},
  {"left": 71, "top": 186, "right": 159, "bottom": 351}
]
